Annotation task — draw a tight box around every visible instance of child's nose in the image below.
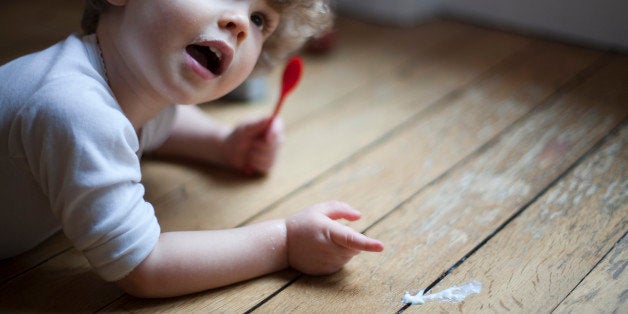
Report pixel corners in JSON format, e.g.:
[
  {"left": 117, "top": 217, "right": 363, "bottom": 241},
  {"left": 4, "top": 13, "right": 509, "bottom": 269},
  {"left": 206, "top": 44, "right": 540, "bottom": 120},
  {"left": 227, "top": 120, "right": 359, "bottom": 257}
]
[{"left": 219, "top": 11, "right": 248, "bottom": 44}]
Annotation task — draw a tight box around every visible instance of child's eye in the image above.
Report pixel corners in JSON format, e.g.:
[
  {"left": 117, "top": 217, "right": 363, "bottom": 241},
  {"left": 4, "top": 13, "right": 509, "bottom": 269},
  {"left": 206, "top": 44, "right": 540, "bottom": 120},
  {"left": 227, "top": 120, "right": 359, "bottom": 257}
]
[{"left": 250, "top": 12, "right": 266, "bottom": 28}]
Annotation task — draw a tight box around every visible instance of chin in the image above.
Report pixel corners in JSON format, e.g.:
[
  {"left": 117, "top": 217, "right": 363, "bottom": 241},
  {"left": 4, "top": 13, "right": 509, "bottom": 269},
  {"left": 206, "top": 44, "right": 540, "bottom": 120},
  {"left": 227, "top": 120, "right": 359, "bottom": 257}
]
[
  {"left": 167, "top": 69, "right": 245, "bottom": 105},
  {"left": 163, "top": 78, "right": 214, "bottom": 105},
  {"left": 164, "top": 87, "right": 203, "bottom": 105},
  {"left": 177, "top": 88, "right": 229, "bottom": 105}
]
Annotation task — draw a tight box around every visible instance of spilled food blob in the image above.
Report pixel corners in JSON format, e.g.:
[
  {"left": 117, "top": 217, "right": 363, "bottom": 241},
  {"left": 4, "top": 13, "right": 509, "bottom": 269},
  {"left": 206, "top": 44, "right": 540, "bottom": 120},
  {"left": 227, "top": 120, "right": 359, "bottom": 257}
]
[{"left": 402, "top": 280, "right": 482, "bottom": 305}]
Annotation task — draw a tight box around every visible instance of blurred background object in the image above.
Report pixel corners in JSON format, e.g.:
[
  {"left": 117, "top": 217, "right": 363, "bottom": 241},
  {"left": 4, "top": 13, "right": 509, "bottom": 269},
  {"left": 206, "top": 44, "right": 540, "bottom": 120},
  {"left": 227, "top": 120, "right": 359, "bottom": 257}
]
[
  {"left": 336, "top": 0, "right": 628, "bottom": 51},
  {"left": 335, "top": 0, "right": 440, "bottom": 27},
  {"left": 229, "top": 0, "right": 628, "bottom": 102}
]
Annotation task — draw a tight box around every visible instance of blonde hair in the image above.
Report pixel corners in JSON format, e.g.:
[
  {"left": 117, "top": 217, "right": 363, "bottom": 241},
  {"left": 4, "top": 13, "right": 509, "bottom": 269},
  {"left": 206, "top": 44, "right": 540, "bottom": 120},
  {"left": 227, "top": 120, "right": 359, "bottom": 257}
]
[{"left": 81, "top": 0, "right": 333, "bottom": 73}]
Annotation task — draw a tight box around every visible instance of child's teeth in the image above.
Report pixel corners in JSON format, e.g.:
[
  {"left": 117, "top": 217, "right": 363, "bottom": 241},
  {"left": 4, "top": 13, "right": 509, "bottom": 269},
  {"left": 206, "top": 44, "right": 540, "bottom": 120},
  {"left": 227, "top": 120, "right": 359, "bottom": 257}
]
[{"left": 210, "top": 47, "right": 222, "bottom": 60}]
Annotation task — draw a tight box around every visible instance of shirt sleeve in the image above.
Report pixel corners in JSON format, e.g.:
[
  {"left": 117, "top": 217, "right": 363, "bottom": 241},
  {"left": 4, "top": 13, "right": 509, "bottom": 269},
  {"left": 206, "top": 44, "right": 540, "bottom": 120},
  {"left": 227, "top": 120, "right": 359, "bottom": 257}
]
[
  {"left": 14, "top": 82, "right": 160, "bottom": 281},
  {"left": 139, "top": 104, "right": 178, "bottom": 153}
]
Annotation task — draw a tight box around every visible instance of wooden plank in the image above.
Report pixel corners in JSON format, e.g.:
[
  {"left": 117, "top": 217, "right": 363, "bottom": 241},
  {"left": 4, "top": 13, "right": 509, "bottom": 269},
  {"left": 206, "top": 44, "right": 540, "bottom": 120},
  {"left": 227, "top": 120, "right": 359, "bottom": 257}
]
[
  {"left": 0, "top": 250, "right": 122, "bottom": 312},
  {"left": 554, "top": 234, "right": 628, "bottom": 313},
  {"left": 0, "top": 233, "right": 71, "bottom": 284},
  {"left": 138, "top": 18, "right": 472, "bottom": 202},
  {"left": 147, "top": 27, "right": 531, "bottom": 233},
  {"left": 417, "top": 126, "right": 627, "bottom": 313},
  {"left": 249, "top": 41, "right": 602, "bottom": 230},
  {"left": 203, "top": 18, "right": 473, "bottom": 126},
  {"left": 104, "top": 42, "right": 601, "bottom": 312},
  {"left": 251, "top": 56, "right": 628, "bottom": 312}
]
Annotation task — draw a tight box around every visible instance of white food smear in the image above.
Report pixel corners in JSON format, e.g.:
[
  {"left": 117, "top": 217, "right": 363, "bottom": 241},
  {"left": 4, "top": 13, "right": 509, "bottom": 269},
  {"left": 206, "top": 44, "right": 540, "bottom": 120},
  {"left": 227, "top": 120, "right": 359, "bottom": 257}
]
[{"left": 402, "top": 280, "right": 482, "bottom": 305}]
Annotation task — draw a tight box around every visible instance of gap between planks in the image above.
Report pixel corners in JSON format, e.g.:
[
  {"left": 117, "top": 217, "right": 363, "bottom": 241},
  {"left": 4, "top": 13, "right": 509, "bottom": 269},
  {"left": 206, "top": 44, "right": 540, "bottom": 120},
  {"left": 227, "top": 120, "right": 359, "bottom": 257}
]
[
  {"left": 552, "top": 232, "right": 628, "bottom": 313},
  {"left": 416, "top": 122, "right": 627, "bottom": 313},
  {"left": 400, "top": 120, "right": 627, "bottom": 313},
  {"left": 250, "top": 55, "right": 628, "bottom": 312}
]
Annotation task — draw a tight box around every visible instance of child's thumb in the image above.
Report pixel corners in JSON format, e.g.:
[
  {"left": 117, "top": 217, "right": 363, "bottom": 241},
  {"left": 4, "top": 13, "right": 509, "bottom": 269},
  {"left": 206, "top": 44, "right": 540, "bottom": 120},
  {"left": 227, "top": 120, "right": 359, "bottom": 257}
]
[{"left": 317, "top": 201, "right": 362, "bottom": 221}]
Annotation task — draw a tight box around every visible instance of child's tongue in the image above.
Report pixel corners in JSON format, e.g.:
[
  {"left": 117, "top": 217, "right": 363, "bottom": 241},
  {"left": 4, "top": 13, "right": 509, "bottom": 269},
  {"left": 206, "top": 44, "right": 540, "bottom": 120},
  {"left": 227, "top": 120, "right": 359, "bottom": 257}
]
[{"left": 186, "top": 46, "right": 209, "bottom": 69}]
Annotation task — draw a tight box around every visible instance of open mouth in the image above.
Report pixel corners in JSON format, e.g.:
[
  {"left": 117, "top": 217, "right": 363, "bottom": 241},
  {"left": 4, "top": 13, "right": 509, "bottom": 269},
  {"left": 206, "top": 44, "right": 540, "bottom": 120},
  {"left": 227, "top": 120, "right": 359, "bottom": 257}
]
[{"left": 186, "top": 44, "right": 223, "bottom": 75}]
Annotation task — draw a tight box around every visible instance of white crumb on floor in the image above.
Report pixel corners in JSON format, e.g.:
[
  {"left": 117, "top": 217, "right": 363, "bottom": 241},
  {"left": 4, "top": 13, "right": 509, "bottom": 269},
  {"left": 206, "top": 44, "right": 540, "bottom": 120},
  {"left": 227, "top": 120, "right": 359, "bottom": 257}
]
[{"left": 402, "top": 280, "right": 482, "bottom": 305}]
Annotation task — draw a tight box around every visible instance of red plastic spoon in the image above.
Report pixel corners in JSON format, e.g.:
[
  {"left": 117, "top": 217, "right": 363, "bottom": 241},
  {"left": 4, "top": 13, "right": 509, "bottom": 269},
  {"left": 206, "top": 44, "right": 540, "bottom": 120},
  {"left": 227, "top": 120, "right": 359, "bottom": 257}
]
[
  {"left": 264, "top": 56, "right": 304, "bottom": 131},
  {"left": 245, "top": 56, "right": 303, "bottom": 175}
]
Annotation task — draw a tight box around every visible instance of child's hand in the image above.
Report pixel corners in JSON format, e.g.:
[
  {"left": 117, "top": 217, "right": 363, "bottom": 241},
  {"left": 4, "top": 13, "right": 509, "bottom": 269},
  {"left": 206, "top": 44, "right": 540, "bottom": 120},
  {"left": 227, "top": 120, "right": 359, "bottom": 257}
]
[
  {"left": 286, "top": 201, "right": 384, "bottom": 275},
  {"left": 223, "top": 117, "right": 284, "bottom": 175}
]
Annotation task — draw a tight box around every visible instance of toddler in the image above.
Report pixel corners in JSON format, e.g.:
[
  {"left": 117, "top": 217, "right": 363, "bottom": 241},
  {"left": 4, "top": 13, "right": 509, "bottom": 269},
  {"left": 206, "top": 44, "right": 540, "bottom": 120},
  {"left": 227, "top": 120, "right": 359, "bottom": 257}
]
[{"left": 0, "top": 0, "right": 383, "bottom": 297}]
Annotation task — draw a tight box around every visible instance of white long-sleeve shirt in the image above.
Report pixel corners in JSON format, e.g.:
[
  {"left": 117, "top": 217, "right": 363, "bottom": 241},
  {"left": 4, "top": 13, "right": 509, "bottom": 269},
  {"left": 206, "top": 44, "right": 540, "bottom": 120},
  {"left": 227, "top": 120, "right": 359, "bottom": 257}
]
[{"left": 0, "top": 34, "right": 175, "bottom": 281}]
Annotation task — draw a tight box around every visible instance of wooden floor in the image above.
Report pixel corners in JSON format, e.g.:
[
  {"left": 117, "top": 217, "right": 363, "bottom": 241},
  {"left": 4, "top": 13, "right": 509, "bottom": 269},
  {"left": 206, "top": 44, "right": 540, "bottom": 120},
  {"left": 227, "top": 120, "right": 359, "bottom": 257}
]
[{"left": 1, "top": 1, "right": 627, "bottom": 312}]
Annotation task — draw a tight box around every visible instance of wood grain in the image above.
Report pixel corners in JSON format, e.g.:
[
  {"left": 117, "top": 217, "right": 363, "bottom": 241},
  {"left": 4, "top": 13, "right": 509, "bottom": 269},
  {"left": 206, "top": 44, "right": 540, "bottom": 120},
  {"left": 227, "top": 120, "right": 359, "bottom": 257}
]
[
  {"left": 249, "top": 40, "right": 601, "bottom": 229},
  {"left": 146, "top": 27, "right": 531, "bottom": 233},
  {"left": 0, "top": 250, "right": 121, "bottom": 312},
  {"left": 554, "top": 234, "right": 628, "bottom": 313},
  {"left": 0, "top": 233, "right": 71, "bottom": 284},
  {"left": 138, "top": 19, "right": 473, "bottom": 203},
  {"left": 253, "top": 56, "right": 628, "bottom": 313},
  {"left": 204, "top": 19, "right": 474, "bottom": 126},
  {"left": 416, "top": 126, "right": 627, "bottom": 313}
]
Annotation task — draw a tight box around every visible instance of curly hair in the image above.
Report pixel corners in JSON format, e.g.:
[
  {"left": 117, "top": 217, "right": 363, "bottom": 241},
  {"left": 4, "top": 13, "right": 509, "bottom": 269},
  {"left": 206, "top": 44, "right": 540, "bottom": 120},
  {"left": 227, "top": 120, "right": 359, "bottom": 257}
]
[{"left": 81, "top": 0, "right": 333, "bottom": 73}]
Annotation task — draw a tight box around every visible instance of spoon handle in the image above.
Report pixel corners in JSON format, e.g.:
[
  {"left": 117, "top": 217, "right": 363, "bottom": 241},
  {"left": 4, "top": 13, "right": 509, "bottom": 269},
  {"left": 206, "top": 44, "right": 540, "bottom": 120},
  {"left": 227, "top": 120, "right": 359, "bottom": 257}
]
[{"left": 264, "top": 56, "right": 303, "bottom": 132}]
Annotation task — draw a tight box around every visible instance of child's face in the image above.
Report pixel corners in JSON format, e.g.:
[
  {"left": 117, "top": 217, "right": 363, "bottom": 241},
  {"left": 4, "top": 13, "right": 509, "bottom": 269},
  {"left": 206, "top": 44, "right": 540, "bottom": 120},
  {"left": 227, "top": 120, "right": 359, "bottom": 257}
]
[{"left": 110, "top": 0, "right": 280, "bottom": 104}]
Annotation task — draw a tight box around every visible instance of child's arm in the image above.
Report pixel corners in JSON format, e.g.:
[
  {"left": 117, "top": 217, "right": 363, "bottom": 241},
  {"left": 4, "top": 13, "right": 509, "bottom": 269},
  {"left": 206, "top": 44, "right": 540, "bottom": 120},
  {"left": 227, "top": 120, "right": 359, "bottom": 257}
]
[
  {"left": 152, "top": 105, "right": 283, "bottom": 174},
  {"left": 116, "top": 201, "right": 383, "bottom": 298},
  {"left": 116, "top": 219, "right": 289, "bottom": 297}
]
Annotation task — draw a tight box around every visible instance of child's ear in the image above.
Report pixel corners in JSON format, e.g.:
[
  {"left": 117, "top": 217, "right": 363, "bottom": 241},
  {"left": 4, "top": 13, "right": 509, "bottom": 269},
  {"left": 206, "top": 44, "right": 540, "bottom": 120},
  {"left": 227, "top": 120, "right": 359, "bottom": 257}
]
[{"left": 106, "top": 0, "right": 127, "bottom": 6}]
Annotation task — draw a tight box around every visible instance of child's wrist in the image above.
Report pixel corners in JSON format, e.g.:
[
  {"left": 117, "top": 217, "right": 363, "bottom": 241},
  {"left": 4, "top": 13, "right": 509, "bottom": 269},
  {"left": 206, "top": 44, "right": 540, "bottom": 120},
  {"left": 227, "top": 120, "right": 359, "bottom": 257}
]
[
  {"left": 278, "top": 219, "right": 289, "bottom": 269},
  {"left": 264, "top": 219, "right": 289, "bottom": 270},
  {"left": 208, "top": 125, "right": 233, "bottom": 167}
]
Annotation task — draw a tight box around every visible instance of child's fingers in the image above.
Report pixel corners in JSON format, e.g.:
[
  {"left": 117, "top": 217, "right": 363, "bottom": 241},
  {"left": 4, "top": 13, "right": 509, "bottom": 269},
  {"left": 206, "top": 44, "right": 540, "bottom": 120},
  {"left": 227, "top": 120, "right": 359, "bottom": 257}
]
[
  {"left": 237, "top": 117, "right": 272, "bottom": 139},
  {"left": 248, "top": 153, "right": 274, "bottom": 173},
  {"left": 247, "top": 120, "right": 270, "bottom": 138},
  {"left": 248, "top": 135, "right": 281, "bottom": 169},
  {"left": 315, "top": 201, "right": 362, "bottom": 221},
  {"left": 329, "top": 224, "right": 384, "bottom": 252},
  {"left": 265, "top": 118, "right": 284, "bottom": 142}
]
